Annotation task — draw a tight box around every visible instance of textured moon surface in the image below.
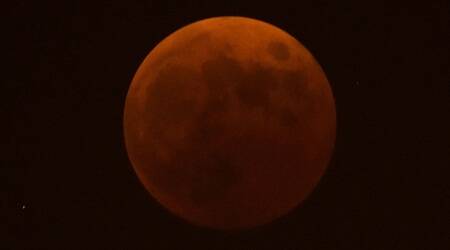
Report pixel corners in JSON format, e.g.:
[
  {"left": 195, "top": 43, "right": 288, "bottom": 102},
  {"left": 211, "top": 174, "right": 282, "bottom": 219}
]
[{"left": 124, "top": 16, "right": 336, "bottom": 229}]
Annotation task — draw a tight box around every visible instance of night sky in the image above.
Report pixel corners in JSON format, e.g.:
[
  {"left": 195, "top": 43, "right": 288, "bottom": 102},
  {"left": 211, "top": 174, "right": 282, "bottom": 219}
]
[{"left": 6, "top": 1, "right": 449, "bottom": 249}]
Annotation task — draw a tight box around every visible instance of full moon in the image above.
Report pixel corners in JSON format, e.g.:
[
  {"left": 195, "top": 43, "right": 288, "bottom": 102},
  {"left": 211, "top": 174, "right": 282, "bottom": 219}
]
[{"left": 124, "top": 16, "right": 336, "bottom": 229}]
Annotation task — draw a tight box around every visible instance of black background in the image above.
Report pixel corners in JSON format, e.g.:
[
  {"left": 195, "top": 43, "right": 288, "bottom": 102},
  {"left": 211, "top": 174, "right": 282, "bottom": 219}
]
[{"left": 5, "top": 0, "right": 449, "bottom": 249}]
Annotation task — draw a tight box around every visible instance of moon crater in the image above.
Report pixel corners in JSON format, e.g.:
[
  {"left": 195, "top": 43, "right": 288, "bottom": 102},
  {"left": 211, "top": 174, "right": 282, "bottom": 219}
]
[{"left": 268, "top": 41, "right": 291, "bottom": 61}]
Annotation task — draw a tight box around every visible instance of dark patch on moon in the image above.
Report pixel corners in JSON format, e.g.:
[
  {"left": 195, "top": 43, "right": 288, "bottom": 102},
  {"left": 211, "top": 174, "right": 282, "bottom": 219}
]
[
  {"left": 201, "top": 54, "right": 277, "bottom": 113},
  {"left": 201, "top": 55, "right": 245, "bottom": 88},
  {"left": 234, "top": 65, "right": 276, "bottom": 112},
  {"left": 279, "top": 108, "right": 299, "bottom": 127},
  {"left": 188, "top": 152, "right": 237, "bottom": 204},
  {"left": 267, "top": 41, "right": 290, "bottom": 61},
  {"left": 139, "top": 52, "right": 315, "bottom": 206},
  {"left": 142, "top": 138, "right": 239, "bottom": 206},
  {"left": 151, "top": 31, "right": 212, "bottom": 70},
  {"left": 145, "top": 64, "right": 200, "bottom": 127},
  {"left": 281, "top": 70, "right": 312, "bottom": 110},
  {"left": 139, "top": 59, "right": 241, "bottom": 205},
  {"left": 282, "top": 71, "right": 307, "bottom": 97},
  {"left": 200, "top": 54, "right": 310, "bottom": 127}
]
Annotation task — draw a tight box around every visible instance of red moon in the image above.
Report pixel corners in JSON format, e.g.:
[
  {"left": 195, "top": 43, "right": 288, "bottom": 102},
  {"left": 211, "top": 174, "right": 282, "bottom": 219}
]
[{"left": 124, "top": 16, "right": 336, "bottom": 229}]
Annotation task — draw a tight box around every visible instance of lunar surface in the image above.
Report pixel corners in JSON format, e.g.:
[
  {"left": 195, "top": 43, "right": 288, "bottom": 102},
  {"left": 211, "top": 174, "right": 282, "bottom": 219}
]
[{"left": 124, "top": 16, "right": 336, "bottom": 229}]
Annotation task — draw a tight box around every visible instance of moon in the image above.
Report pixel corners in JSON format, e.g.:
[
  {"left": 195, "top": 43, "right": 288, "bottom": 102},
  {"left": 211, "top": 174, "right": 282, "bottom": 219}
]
[{"left": 124, "top": 16, "right": 335, "bottom": 229}]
